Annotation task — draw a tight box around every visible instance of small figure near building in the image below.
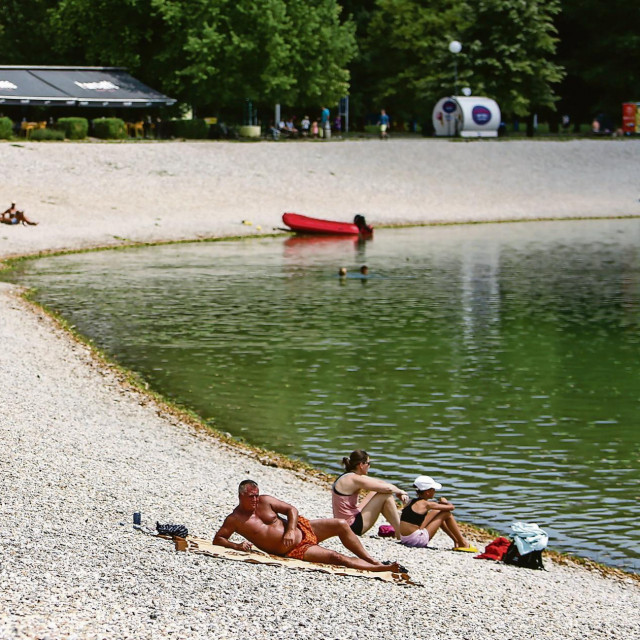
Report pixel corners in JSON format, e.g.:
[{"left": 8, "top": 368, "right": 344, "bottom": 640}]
[
  {"left": 321, "top": 106, "right": 331, "bottom": 139},
  {"left": 300, "top": 115, "right": 310, "bottom": 137},
  {"left": 334, "top": 115, "right": 342, "bottom": 136},
  {"left": 378, "top": 109, "right": 390, "bottom": 139}
]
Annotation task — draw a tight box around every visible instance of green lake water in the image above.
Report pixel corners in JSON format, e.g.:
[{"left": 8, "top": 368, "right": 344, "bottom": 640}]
[{"left": 6, "top": 219, "right": 639, "bottom": 571}]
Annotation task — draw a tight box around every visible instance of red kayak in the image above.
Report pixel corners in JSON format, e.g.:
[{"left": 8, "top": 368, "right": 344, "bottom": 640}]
[{"left": 283, "top": 212, "right": 373, "bottom": 236}]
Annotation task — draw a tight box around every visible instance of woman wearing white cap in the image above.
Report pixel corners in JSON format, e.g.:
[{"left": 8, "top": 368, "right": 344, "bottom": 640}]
[
  {"left": 332, "top": 449, "right": 409, "bottom": 540},
  {"left": 399, "top": 475, "right": 477, "bottom": 552}
]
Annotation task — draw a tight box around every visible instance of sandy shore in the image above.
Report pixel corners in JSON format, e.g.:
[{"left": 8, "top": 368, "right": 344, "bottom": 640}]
[
  {"left": 2, "top": 138, "right": 639, "bottom": 258},
  {"left": 1, "top": 139, "right": 639, "bottom": 640}
]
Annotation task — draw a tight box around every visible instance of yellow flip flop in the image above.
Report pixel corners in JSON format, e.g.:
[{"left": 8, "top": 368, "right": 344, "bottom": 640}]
[{"left": 452, "top": 545, "right": 478, "bottom": 553}]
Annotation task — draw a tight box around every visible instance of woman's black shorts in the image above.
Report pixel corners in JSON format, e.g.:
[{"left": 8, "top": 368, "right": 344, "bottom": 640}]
[{"left": 350, "top": 511, "right": 364, "bottom": 535}]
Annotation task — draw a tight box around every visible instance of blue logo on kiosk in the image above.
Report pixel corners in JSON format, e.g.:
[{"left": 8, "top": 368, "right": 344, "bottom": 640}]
[
  {"left": 472, "top": 105, "right": 491, "bottom": 125},
  {"left": 443, "top": 100, "right": 457, "bottom": 113}
]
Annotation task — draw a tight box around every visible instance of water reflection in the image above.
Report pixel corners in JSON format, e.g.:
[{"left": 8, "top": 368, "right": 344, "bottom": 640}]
[{"left": 5, "top": 219, "right": 639, "bottom": 571}]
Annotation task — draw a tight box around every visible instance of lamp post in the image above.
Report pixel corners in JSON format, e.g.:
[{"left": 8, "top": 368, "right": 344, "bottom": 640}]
[{"left": 448, "top": 40, "right": 462, "bottom": 96}]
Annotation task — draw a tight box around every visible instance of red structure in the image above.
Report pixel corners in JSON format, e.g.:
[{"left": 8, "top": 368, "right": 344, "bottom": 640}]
[{"left": 622, "top": 103, "right": 639, "bottom": 134}]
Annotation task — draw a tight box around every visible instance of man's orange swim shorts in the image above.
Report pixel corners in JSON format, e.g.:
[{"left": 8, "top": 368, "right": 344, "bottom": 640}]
[{"left": 285, "top": 516, "right": 318, "bottom": 560}]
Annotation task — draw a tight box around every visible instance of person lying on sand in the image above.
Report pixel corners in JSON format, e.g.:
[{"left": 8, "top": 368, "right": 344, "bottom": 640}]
[
  {"left": 1, "top": 202, "right": 38, "bottom": 226},
  {"left": 214, "top": 479, "right": 404, "bottom": 573},
  {"left": 399, "top": 475, "right": 477, "bottom": 552}
]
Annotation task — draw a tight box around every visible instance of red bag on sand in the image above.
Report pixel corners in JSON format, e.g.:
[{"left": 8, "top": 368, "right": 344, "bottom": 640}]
[
  {"left": 378, "top": 525, "right": 396, "bottom": 537},
  {"left": 474, "top": 536, "right": 511, "bottom": 561}
]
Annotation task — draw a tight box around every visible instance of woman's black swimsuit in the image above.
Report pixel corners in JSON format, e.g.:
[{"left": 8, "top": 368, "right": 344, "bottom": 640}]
[
  {"left": 349, "top": 512, "right": 364, "bottom": 535},
  {"left": 400, "top": 498, "right": 427, "bottom": 526}
]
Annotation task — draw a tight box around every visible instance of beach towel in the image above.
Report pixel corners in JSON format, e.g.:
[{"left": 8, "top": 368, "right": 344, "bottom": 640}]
[{"left": 159, "top": 534, "right": 419, "bottom": 586}]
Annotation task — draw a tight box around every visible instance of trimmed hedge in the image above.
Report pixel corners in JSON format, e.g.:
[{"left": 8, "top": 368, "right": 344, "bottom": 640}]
[
  {"left": 169, "top": 118, "right": 209, "bottom": 139},
  {"left": 0, "top": 117, "right": 13, "bottom": 139},
  {"left": 92, "top": 117, "right": 127, "bottom": 139},
  {"left": 30, "top": 128, "right": 65, "bottom": 141},
  {"left": 57, "top": 117, "right": 88, "bottom": 140}
]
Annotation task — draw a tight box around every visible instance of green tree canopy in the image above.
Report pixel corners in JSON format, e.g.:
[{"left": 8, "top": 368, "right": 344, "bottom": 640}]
[
  {"left": 5, "top": 0, "right": 636, "bottom": 126},
  {"left": 0, "top": 0, "right": 61, "bottom": 63},
  {"left": 357, "top": 0, "right": 563, "bottom": 119},
  {"left": 556, "top": 0, "right": 640, "bottom": 122},
  {"left": 48, "top": 0, "right": 161, "bottom": 71},
  {"left": 362, "top": 0, "right": 468, "bottom": 120},
  {"left": 150, "top": 0, "right": 356, "bottom": 108},
  {"left": 463, "top": 0, "right": 564, "bottom": 116},
  {"left": 1, "top": 0, "right": 356, "bottom": 112}
]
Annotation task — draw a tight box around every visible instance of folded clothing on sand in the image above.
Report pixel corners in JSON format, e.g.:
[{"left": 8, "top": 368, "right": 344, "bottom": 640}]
[
  {"left": 511, "top": 522, "right": 548, "bottom": 554},
  {"left": 475, "top": 536, "right": 511, "bottom": 561}
]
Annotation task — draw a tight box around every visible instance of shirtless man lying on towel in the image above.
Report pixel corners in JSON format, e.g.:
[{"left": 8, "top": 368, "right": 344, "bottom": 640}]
[{"left": 213, "top": 479, "right": 402, "bottom": 573}]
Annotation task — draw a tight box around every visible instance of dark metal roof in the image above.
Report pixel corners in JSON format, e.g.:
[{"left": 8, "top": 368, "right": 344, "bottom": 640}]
[{"left": 0, "top": 66, "right": 176, "bottom": 107}]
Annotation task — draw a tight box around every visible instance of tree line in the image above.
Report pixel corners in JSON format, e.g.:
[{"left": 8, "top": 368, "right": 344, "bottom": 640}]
[{"left": 0, "top": 0, "right": 637, "bottom": 127}]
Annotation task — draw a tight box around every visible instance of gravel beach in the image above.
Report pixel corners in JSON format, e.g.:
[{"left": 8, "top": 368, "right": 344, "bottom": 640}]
[{"left": 1, "top": 138, "right": 639, "bottom": 640}]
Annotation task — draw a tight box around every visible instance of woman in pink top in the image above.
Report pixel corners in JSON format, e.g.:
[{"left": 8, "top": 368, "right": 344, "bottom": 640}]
[{"left": 332, "top": 449, "right": 409, "bottom": 540}]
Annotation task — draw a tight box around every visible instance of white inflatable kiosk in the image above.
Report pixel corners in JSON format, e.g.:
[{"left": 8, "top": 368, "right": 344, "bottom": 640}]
[{"left": 432, "top": 96, "right": 501, "bottom": 137}]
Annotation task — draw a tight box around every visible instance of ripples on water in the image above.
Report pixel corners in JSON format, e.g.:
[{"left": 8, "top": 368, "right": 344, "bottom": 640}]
[{"left": 7, "top": 219, "right": 639, "bottom": 571}]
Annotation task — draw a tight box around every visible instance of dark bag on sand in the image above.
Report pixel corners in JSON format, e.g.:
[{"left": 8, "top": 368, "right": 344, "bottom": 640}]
[
  {"left": 503, "top": 540, "right": 545, "bottom": 570},
  {"left": 156, "top": 522, "right": 189, "bottom": 538}
]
